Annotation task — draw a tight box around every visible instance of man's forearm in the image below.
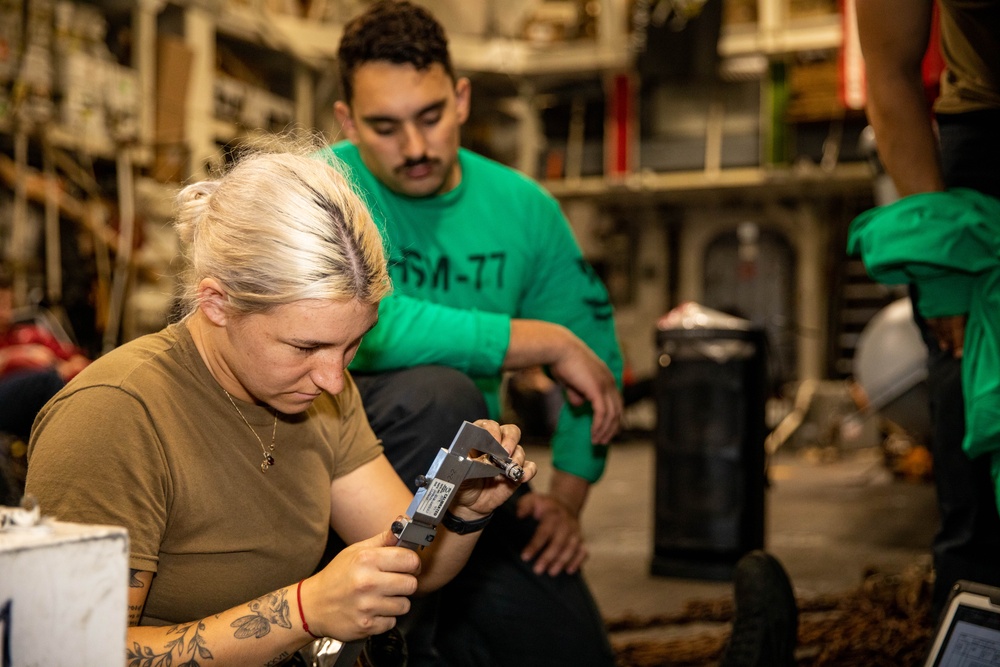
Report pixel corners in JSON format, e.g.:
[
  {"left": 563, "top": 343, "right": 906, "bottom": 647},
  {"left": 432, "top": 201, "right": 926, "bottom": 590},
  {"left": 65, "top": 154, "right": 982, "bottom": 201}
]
[
  {"left": 549, "top": 469, "right": 591, "bottom": 517},
  {"left": 504, "top": 319, "right": 573, "bottom": 370}
]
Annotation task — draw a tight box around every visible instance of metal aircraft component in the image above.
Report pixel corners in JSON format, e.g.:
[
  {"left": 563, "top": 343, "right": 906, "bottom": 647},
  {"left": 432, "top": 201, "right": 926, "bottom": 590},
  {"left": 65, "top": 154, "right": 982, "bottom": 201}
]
[{"left": 393, "top": 420, "right": 522, "bottom": 549}]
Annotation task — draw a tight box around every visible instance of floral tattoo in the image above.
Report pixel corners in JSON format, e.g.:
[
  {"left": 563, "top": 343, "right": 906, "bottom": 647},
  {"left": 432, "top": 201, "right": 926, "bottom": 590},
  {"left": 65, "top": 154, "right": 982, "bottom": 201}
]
[{"left": 127, "top": 621, "right": 212, "bottom": 667}]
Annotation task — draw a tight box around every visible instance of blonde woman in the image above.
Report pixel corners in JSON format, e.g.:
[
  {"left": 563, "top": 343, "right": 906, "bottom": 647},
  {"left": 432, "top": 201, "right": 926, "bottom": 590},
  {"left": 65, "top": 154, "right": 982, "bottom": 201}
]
[{"left": 25, "top": 143, "right": 533, "bottom": 666}]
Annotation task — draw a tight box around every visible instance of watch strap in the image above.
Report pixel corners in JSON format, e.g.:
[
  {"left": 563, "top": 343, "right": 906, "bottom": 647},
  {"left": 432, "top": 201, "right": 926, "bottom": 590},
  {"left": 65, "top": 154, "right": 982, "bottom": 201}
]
[{"left": 442, "top": 510, "right": 493, "bottom": 535}]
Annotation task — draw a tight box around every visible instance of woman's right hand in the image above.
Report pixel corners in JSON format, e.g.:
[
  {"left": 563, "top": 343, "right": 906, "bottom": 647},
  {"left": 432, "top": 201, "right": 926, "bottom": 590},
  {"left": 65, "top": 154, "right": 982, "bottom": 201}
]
[{"left": 300, "top": 529, "right": 421, "bottom": 641}]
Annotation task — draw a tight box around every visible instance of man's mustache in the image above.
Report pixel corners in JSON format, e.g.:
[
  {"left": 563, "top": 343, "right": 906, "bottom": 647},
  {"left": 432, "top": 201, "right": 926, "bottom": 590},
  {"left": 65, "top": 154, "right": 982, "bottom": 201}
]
[{"left": 398, "top": 156, "right": 436, "bottom": 171}]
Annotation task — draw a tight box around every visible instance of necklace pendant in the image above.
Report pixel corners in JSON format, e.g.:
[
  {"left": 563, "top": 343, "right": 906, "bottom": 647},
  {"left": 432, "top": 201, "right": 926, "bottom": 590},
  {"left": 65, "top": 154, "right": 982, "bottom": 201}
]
[{"left": 224, "top": 389, "right": 279, "bottom": 474}]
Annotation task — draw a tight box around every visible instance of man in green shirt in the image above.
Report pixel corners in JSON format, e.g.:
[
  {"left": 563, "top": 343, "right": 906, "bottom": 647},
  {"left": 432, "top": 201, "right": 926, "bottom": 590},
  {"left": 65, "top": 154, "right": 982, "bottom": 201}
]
[{"left": 324, "top": 1, "right": 623, "bottom": 664}]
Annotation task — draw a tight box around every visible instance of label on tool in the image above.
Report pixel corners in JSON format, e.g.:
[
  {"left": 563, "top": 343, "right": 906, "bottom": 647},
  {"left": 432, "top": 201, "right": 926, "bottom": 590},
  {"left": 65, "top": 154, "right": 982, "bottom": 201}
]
[{"left": 416, "top": 478, "right": 455, "bottom": 520}]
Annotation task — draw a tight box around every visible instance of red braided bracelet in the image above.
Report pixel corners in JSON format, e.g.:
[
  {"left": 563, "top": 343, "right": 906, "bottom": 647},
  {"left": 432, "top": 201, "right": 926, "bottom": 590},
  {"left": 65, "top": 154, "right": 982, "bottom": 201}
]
[{"left": 297, "top": 579, "right": 322, "bottom": 639}]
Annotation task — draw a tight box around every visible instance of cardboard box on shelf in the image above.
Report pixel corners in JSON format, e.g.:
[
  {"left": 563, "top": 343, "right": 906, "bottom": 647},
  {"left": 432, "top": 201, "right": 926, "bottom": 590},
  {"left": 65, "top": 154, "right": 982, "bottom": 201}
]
[
  {"left": 154, "top": 36, "right": 193, "bottom": 182},
  {"left": 155, "top": 36, "right": 192, "bottom": 144},
  {"left": 785, "top": 57, "right": 845, "bottom": 123}
]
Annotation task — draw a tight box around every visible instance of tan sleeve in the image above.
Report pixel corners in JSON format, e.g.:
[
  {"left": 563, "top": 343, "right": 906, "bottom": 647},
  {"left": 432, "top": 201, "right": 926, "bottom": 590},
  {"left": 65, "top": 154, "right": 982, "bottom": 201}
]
[
  {"left": 26, "top": 385, "right": 169, "bottom": 573},
  {"left": 329, "top": 371, "right": 383, "bottom": 478}
]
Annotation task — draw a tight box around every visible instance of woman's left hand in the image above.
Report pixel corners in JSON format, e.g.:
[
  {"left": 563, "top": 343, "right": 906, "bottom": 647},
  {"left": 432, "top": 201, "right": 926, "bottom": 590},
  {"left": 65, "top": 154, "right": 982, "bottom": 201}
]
[{"left": 450, "top": 420, "right": 536, "bottom": 519}]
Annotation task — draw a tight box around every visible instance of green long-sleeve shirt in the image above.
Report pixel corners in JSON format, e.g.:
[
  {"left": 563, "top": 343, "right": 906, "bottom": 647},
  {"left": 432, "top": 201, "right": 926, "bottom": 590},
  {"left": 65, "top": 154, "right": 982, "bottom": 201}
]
[
  {"left": 324, "top": 143, "right": 623, "bottom": 482},
  {"left": 847, "top": 188, "right": 1000, "bottom": 461}
]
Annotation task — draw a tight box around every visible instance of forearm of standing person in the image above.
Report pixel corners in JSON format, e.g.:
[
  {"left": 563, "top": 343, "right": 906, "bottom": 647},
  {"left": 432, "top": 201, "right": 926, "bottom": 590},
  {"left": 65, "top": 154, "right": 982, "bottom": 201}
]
[
  {"left": 856, "top": 0, "right": 969, "bottom": 355},
  {"left": 856, "top": 0, "right": 944, "bottom": 196}
]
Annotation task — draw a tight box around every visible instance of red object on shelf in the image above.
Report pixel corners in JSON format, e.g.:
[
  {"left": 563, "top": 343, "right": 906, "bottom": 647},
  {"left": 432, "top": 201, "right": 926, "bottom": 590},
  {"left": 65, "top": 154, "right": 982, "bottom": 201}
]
[{"left": 605, "top": 71, "right": 636, "bottom": 178}]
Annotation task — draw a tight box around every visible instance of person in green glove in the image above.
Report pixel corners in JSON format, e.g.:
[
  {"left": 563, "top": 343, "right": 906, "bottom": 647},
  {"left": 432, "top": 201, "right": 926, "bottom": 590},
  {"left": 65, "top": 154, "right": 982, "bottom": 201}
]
[{"left": 856, "top": 0, "right": 1000, "bottom": 619}]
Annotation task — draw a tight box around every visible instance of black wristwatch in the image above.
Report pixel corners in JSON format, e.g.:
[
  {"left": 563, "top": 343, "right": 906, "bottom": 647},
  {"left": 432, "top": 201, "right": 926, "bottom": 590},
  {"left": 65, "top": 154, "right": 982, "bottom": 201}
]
[{"left": 442, "top": 510, "right": 493, "bottom": 535}]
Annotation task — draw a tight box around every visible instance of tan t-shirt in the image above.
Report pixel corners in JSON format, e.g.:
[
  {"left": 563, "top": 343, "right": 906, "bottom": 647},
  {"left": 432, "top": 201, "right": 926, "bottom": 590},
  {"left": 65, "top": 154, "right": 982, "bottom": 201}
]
[
  {"left": 26, "top": 322, "right": 382, "bottom": 625},
  {"left": 935, "top": 0, "right": 1000, "bottom": 114}
]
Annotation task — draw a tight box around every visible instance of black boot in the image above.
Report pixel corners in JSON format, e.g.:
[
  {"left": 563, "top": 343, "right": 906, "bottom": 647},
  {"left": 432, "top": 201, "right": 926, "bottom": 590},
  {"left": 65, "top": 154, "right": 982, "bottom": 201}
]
[{"left": 720, "top": 550, "right": 798, "bottom": 667}]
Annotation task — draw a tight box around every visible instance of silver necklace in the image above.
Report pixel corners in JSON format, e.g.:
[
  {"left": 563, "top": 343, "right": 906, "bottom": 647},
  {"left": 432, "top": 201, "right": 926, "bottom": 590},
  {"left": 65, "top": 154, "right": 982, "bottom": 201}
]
[{"left": 223, "top": 389, "right": 277, "bottom": 473}]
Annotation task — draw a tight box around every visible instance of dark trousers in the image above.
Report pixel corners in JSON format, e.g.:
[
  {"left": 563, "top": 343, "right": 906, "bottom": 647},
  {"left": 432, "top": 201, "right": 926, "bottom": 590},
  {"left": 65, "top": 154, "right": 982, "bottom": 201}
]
[
  {"left": 352, "top": 366, "right": 616, "bottom": 667},
  {"left": 0, "top": 368, "right": 64, "bottom": 442},
  {"left": 0, "top": 368, "right": 63, "bottom": 505},
  {"left": 920, "top": 110, "right": 1000, "bottom": 619}
]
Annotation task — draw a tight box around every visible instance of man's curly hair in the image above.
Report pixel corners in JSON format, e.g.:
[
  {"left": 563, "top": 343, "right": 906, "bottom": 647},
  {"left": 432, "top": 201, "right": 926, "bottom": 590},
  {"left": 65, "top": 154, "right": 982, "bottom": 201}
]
[{"left": 338, "top": 1, "right": 455, "bottom": 103}]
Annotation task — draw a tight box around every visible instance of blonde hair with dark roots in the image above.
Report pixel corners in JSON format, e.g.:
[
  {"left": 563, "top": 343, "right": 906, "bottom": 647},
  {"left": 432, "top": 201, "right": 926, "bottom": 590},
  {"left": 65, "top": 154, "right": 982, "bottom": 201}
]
[{"left": 173, "top": 135, "right": 391, "bottom": 317}]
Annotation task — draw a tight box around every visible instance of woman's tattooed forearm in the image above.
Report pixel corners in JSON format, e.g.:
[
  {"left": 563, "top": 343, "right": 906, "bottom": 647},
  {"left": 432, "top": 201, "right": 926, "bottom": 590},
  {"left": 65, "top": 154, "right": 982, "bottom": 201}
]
[
  {"left": 126, "top": 621, "right": 213, "bottom": 666},
  {"left": 231, "top": 590, "right": 292, "bottom": 640},
  {"left": 125, "top": 587, "right": 293, "bottom": 666},
  {"left": 128, "top": 570, "right": 146, "bottom": 626}
]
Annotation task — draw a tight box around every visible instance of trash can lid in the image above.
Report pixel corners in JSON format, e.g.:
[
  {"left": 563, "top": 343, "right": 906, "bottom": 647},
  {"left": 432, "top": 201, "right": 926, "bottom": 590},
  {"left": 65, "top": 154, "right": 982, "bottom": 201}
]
[{"left": 657, "top": 302, "right": 753, "bottom": 332}]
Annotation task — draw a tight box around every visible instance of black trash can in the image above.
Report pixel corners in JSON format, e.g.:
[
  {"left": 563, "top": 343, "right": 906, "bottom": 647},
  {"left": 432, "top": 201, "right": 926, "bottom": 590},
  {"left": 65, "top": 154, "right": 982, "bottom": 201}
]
[{"left": 651, "top": 326, "right": 767, "bottom": 580}]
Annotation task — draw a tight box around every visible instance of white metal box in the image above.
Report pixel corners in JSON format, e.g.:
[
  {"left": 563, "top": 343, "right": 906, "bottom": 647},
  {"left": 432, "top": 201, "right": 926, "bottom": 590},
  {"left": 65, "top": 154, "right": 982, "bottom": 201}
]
[{"left": 0, "top": 519, "right": 128, "bottom": 666}]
